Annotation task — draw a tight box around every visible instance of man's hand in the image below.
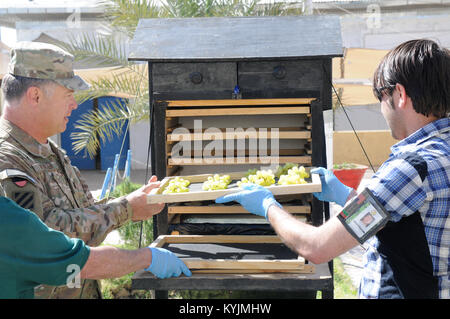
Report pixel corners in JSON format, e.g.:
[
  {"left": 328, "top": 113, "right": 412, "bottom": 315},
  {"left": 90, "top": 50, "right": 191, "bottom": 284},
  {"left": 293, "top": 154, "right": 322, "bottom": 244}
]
[
  {"left": 126, "top": 175, "right": 165, "bottom": 221},
  {"left": 145, "top": 247, "right": 192, "bottom": 279},
  {"left": 215, "top": 184, "right": 281, "bottom": 219},
  {"left": 310, "top": 167, "right": 353, "bottom": 207}
]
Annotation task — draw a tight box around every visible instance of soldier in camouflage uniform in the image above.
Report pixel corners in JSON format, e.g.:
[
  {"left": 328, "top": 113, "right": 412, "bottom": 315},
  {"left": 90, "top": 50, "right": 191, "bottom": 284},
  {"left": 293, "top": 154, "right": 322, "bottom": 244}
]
[{"left": 0, "top": 41, "right": 165, "bottom": 299}]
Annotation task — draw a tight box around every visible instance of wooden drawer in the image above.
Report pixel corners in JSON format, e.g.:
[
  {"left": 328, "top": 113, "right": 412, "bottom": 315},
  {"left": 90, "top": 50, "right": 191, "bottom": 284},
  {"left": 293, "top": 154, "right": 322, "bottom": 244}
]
[
  {"left": 153, "top": 62, "right": 236, "bottom": 97},
  {"left": 238, "top": 60, "right": 323, "bottom": 98}
]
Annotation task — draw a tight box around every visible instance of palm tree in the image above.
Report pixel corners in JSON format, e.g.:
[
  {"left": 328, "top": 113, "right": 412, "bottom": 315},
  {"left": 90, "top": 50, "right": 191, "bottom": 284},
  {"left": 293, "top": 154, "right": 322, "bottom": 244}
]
[{"left": 68, "top": 0, "right": 303, "bottom": 159}]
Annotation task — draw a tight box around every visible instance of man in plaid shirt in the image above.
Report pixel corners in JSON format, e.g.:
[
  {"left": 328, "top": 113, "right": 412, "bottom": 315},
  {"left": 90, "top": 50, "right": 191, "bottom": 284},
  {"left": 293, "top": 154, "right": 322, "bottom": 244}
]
[{"left": 217, "top": 39, "right": 449, "bottom": 298}]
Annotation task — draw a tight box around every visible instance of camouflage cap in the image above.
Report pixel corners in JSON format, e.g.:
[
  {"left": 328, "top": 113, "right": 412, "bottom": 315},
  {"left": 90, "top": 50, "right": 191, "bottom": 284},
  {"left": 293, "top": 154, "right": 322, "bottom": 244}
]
[{"left": 8, "top": 41, "right": 90, "bottom": 91}]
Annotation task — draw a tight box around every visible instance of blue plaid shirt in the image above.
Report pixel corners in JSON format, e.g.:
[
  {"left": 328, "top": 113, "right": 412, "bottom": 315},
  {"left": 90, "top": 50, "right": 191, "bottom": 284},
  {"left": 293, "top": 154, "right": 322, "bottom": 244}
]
[{"left": 359, "top": 117, "right": 450, "bottom": 299}]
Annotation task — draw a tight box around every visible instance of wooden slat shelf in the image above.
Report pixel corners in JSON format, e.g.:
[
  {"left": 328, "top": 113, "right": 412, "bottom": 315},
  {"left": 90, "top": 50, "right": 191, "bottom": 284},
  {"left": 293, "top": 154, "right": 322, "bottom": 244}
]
[
  {"left": 148, "top": 171, "right": 320, "bottom": 204},
  {"left": 167, "top": 148, "right": 307, "bottom": 157},
  {"left": 168, "top": 205, "right": 311, "bottom": 215},
  {"left": 187, "top": 266, "right": 315, "bottom": 274},
  {"left": 169, "top": 214, "right": 308, "bottom": 225},
  {"left": 167, "top": 130, "right": 311, "bottom": 142},
  {"left": 167, "top": 156, "right": 312, "bottom": 166},
  {"left": 167, "top": 126, "right": 309, "bottom": 133},
  {"left": 166, "top": 106, "right": 310, "bottom": 117},
  {"left": 152, "top": 234, "right": 283, "bottom": 245},
  {"left": 184, "top": 259, "right": 309, "bottom": 273},
  {"left": 165, "top": 98, "right": 316, "bottom": 107}
]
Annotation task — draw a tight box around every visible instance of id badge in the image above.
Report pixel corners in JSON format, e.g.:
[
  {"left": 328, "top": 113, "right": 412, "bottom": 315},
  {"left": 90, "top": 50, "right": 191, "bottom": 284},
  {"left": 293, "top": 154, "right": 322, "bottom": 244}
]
[{"left": 337, "top": 188, "right": 390, "bottom": 244}]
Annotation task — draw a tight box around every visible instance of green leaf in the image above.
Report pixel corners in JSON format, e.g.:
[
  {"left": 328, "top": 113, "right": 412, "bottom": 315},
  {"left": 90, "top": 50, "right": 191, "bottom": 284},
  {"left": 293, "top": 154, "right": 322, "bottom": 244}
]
[{"left": 70, "top": 97, "right": 149, "bottom": 159}]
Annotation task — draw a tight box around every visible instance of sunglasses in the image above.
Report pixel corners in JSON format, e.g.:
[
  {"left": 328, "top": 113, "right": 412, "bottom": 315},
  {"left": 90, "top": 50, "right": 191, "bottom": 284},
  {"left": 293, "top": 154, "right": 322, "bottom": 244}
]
[{"left": 373, "top": 85, "right": 395, "bottom": 101}]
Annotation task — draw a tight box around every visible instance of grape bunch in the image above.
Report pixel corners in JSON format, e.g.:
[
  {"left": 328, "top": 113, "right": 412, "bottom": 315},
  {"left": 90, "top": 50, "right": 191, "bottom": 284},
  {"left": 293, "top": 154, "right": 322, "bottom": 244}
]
[
  {"left": 238, "top": 169, "right": 275, "bottom": 187},
  {"left": 277, "top": 165, "right": 310, "bottom": 185},
  {"left": 275, "top": 162, "right": 298, "bottom": 178},
  {"left": 202, "top": 174, "right": 232, "bottom": 191},
  {"left": 162, "top": 177, "right": 191, "bottom": 194}
]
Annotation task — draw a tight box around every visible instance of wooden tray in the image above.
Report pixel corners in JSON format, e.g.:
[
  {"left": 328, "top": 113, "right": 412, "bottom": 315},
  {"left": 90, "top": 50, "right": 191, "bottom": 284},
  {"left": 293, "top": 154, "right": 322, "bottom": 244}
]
[
  {"left": 147, "top": 171, "right": 321, "bottom": 204},
  {"left": 149, "top": 235, "right": 314, "bottom": 274}
]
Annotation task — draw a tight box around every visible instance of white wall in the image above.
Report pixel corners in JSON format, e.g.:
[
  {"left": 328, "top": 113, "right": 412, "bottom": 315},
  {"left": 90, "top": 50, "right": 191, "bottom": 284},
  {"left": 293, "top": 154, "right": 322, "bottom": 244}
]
[
  {"left": 340, "top": 8, "right": 450, "bottom": 50},
  {"left": 16, "top": 20, "right": 108, "bottom": 42},
  {"left": 129, "top": 120, "right": 151, "bottom": 170}
]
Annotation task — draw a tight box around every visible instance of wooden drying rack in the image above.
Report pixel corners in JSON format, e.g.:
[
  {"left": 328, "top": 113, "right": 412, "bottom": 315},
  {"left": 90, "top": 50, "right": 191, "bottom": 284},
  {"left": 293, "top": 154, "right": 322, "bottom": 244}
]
[{"left": 164, "top": 98, "right": 314, "bottom": 169}]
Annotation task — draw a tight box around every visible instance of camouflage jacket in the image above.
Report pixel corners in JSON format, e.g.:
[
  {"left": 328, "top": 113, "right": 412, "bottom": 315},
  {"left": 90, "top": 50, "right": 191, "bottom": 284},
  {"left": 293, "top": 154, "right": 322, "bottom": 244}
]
[{"left": 0, "top": 118, "right": 134, "bottom": 298}]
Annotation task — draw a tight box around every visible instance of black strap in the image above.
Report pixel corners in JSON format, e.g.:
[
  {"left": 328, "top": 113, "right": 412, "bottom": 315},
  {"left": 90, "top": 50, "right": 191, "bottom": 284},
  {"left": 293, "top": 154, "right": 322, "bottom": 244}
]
[
  {"left": 376, "top": 152, "right": 438, "bottom": 298},
  {"left": 377, "top": 212, "right": 438, "bottom": 298}
]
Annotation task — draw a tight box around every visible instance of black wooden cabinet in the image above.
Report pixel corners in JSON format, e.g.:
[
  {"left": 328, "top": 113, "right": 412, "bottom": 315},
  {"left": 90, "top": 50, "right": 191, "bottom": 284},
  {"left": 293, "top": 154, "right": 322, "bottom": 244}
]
[{"left": 129, "top": 15, "right": 342, "bottom": 299}]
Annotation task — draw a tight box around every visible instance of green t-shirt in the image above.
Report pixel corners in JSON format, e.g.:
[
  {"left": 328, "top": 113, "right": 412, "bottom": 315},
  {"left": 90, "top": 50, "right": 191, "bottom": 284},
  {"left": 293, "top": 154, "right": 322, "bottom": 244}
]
[{"left": 0, "top": 197, "right": 90, "bottom": 299}]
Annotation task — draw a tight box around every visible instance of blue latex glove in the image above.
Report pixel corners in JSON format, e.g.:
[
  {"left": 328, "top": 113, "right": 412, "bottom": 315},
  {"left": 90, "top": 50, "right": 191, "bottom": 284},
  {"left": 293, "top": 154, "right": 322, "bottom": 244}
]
[
  {"left": 215, "top": 183, "right": 281, "bottom": 219},
  {"left": 145, "top": 247, "right": 192, "bottom": 279},
  {"left": 310, "top": 167, "right": 353, "bottom": 207}
]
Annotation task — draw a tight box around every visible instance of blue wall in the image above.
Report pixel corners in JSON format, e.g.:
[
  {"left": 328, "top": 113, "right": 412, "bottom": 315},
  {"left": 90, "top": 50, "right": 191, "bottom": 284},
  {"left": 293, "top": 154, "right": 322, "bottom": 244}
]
[
  {"left": 61, "top": 99, "right": 96, "bottom": 169},
  {"left": 61, "top": 96, "right": 130, "bottom": 170}
]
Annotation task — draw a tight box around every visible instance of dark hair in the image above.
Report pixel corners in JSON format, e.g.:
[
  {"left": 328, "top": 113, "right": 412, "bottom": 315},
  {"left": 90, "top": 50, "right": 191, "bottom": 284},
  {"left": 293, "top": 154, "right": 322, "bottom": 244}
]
[
  {"left": 1, "top": 74, "right": 55, "bottom": 102},
  {"left": 373, "top": 39, "right": 450, "bottom": 118}
]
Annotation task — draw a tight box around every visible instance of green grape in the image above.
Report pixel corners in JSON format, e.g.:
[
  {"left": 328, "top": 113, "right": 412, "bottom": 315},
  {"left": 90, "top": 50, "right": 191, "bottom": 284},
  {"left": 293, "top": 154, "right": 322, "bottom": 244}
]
[
  {"left": 238, "top": 169, "right": 275, "bottom": 187},
  {"left": 277, "top": 165, "right": 310, "bottom": 185},
  {"left": 275, "top": 163, "right": 299, "bottom": 178},
  {"left": 202, "top": 174, "right": 232, "bottom": 191},
  {"left": 237, "top": 176, "right": 249, "bottom": 188},
  {"left": 162, "top": 177, "right": 190, "bottom": 194}
]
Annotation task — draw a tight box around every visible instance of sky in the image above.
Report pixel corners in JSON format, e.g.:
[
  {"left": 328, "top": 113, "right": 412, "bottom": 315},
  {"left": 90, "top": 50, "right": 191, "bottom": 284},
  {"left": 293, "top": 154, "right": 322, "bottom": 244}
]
[
  {"left": 0, "top": 0, "right": 292, "bottom": 46},
  {"left": 1, "top": 27, "right": 15, "bottom": 47},
  {"left": 0, "top": 0, "right": 100, "bottom": 46},
  {"left": 0, "top": 0, "right": 101, "bottom": 8}
]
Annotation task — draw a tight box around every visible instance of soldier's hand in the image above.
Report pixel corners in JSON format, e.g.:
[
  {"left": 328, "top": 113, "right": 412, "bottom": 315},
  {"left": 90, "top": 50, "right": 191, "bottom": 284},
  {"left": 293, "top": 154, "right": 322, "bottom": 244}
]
[
  {"left": 145, "top": 247, "right": 191, "bottom": 279},
  {"left": 126, "top": 176, "right": 165, "bottom": 221}
]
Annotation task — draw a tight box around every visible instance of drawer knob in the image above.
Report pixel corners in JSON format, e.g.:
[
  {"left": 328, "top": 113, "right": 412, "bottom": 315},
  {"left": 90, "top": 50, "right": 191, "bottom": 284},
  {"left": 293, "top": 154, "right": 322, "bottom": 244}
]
[
  {"left": 273, "top": 66, "right": 286, "bottom": 79},
  {"left": 189, "top": 72, "right": 203, "bottom": 84}
]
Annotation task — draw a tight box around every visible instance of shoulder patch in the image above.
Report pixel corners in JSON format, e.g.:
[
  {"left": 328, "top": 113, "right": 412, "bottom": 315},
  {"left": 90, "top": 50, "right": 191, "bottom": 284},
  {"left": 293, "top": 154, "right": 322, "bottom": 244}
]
[
  {"left": 0, "top": 169, "right": 37, "bottom": 185},
  {"left": 0, "top": 169, "right": 42, "bottom": 213},
  {"left": 12, "top": 191, "right": 35, "bottom": 210}
]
